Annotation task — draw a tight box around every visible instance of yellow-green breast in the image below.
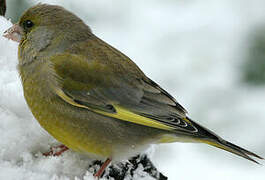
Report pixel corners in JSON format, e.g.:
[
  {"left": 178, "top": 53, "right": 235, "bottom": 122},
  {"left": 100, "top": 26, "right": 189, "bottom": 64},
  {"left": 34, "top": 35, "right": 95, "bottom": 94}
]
[{"left": 19, "top": 60, "right": 114, "bottom": 158}]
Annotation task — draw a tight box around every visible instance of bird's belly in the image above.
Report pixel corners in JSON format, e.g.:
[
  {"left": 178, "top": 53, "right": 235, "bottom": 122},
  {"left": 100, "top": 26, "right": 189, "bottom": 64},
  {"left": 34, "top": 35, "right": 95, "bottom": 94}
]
[
  {"left": 39, "top": 112, "right": 160, "bottom": 160},
  {"left": 41, "top": 117, "right": 113, "bottom": 159},
  {"left": 25, "top": 92, "right": 164, "bottom": 160}
]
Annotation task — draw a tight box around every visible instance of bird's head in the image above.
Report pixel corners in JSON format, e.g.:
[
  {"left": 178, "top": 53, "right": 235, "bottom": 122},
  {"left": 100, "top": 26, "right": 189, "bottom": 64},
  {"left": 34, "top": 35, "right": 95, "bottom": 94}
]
[{"left": 3, "top": 3, "right": 92, "bottom": 65}]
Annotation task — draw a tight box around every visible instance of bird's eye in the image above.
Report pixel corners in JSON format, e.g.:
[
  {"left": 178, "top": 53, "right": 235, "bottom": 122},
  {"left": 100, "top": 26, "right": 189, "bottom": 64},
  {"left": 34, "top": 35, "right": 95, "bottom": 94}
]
[{"left": 23, "top": 20, "right": 34, "bottom": 29}]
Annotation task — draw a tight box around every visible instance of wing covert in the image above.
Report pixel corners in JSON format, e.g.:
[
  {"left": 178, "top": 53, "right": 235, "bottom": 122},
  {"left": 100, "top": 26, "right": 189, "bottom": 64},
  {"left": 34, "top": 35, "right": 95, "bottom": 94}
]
[{"left": 51, "top": 37, "right": 197, "bottom": 133}]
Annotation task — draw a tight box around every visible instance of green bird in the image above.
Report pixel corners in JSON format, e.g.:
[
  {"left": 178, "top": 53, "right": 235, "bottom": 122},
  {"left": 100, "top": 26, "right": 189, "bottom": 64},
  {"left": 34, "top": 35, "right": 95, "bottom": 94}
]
[{"left": 3, "top": 3, "right": 263, "bottom": 178}]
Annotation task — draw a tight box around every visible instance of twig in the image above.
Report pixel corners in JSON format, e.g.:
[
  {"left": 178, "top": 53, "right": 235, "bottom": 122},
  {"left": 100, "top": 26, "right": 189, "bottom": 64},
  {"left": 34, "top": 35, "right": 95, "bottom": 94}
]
[{"left": 0, "top": 0, "right": 6, "bottom": 16}]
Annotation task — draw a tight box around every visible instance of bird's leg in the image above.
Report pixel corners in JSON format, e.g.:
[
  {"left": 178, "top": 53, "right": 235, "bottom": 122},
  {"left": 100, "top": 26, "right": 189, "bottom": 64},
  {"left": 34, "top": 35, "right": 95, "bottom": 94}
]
[
  {"left": 94, "top": 158, "right": 112, "bottom": 178},
  {"left": 53, "top": 144, "right": 69, "bottom": 156},
  {"left": 43, "top": 144, "right": 69, "bottom": 156}
]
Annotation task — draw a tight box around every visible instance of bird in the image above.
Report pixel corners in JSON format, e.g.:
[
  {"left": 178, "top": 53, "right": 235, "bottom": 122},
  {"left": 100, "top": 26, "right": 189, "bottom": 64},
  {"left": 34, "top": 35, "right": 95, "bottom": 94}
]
[{"left": 3, "top": 3, "right": 263, "bottom": 178}]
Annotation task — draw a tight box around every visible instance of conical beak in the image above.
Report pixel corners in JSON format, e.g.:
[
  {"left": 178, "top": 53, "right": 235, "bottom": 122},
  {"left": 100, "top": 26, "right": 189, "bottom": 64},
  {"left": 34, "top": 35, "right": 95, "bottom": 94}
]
[{"left": 3, "top": 24, "right": 23, "bottom": 43}]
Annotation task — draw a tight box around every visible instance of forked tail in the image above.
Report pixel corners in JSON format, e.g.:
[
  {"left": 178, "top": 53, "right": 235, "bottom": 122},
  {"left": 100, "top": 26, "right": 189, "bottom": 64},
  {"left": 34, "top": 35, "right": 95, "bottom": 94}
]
[{"left": 186, "top": 117, "right": 263, "bottom": 164}]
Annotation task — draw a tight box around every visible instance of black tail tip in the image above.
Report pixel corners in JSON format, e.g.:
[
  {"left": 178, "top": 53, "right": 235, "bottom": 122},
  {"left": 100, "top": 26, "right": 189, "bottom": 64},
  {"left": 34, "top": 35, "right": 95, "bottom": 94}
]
[{"left": 221, "top": 140, "right": 264, "bottom": 164}]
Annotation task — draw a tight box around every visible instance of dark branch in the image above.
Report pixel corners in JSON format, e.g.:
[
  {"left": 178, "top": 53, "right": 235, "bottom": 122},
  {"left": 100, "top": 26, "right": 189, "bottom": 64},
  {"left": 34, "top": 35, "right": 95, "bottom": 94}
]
[
  {"left": 0, "top": 0, "right": 6, "bottom": 16},
  {"left": 89, "top": 154, "right": 168, "bottom": 179}
]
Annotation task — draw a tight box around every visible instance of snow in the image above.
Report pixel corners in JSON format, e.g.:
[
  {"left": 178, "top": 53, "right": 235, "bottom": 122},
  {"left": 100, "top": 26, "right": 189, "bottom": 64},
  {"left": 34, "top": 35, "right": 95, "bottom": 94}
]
[{"left": 1, "top": 0, "right": 265, "bottom": 179}]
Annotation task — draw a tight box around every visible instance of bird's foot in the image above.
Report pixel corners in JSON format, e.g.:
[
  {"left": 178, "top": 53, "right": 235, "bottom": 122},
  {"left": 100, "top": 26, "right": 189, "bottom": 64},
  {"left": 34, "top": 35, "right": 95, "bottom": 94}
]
[
  {"left": 43, "top": 144, "right": 69, "bottom": 156},
  {"left": 93, "top": 158, "right": 112, "bottom": 178}
]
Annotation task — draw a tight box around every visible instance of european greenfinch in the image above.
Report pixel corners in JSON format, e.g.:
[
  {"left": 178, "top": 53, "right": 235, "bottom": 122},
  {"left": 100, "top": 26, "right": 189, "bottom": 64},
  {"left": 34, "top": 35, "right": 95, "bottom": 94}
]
[{"left": 3, "top": 4, "right": 263, "bottom": 178}]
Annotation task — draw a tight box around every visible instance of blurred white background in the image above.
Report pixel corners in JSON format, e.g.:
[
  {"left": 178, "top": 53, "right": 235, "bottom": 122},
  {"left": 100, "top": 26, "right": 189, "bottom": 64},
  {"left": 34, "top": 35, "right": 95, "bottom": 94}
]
[{"left": 1, "top": 0, "right": 265, "bottom": 179}]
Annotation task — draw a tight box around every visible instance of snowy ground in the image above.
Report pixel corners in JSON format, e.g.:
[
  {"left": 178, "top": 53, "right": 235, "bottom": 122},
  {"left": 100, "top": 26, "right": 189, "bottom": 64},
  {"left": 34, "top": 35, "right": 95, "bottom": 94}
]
[{"left": 1, "top": 0, "right": 265, "bottom": 179}]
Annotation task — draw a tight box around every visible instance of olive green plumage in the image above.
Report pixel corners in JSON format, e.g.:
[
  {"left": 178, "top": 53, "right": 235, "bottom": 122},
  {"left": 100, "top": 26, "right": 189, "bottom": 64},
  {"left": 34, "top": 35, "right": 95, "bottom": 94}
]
[{"left": 14, "top": 4, "right": 262, "bottom": 163}]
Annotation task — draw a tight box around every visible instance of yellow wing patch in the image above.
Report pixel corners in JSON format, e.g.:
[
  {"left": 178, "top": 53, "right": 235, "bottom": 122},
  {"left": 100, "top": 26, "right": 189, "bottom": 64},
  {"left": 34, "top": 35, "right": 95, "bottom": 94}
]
[
  {"left": 55, "top": 88, "right": 174, "bottom": 131},
  {"left": 96, "top": 105, "right": 174, "bottom": 131}
]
